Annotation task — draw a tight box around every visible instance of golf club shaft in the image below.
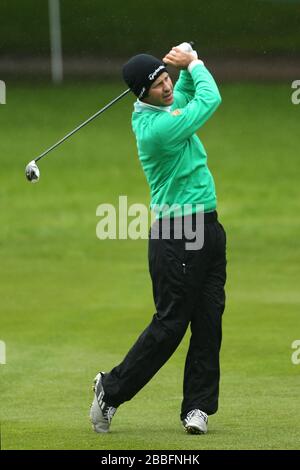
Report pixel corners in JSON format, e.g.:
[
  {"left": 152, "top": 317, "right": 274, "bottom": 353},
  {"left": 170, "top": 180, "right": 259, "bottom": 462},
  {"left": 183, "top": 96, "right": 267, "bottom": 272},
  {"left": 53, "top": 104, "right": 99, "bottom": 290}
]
[{"left": 35, "top": 88, "right": 131, "bottom": 163}]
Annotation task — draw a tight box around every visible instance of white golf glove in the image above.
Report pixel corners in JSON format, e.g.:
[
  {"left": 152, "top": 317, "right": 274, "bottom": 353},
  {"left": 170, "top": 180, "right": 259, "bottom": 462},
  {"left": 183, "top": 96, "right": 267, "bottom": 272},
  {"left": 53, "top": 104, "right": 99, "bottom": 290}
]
[{"left": 176, "top": 42, "right": 198, "bottom": 59}]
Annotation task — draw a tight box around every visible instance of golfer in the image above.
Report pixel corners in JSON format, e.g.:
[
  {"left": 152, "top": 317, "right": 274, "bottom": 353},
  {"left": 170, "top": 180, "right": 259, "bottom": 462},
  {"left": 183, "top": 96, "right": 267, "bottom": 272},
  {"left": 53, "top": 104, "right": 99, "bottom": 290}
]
[{"left": 91, "top": 43, "right": 227, "bottom": 434}]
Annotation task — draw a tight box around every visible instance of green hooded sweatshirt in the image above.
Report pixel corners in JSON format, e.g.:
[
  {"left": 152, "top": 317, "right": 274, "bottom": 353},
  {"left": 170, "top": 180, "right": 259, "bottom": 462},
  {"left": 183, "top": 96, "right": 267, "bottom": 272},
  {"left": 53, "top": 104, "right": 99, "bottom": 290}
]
[{"left": 131, "top": 62, "right": 221, "bottom": 218}]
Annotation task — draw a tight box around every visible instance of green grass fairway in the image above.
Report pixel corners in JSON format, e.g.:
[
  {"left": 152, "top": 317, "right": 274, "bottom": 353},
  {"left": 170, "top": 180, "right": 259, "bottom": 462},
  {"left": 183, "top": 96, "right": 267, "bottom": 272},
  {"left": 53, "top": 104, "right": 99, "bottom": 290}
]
[{"left": 0, "top": 81, "right": 299, "bottom": 450}]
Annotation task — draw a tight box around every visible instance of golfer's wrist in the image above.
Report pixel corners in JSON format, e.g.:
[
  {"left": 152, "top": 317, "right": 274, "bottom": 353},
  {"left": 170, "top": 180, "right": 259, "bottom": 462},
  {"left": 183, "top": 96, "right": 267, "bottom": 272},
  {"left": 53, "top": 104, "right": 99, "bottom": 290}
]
[{"left": 188, "top": 59, "right": 204, "bottom": 73}]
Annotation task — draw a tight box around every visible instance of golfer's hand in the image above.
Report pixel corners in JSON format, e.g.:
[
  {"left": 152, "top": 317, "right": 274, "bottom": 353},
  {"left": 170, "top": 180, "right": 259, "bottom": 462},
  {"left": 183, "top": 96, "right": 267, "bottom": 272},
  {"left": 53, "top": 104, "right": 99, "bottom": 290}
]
[{"left": 163, "top": 47, "right": 195, "bottom": 69}]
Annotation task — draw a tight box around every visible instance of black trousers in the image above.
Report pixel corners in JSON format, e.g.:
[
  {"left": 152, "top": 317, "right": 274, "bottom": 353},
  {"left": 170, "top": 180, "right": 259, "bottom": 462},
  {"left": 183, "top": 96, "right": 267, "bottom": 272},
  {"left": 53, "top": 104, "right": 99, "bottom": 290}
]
[{"left": 103, "top": 211, "right": 227, "bottom": 419}]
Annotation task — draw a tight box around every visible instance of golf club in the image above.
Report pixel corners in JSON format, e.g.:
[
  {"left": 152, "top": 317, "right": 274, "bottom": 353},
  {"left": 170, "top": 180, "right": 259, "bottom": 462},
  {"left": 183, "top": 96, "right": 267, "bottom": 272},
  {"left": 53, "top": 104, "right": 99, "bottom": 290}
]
[
  {"left": 25, "top": 88, "right": 131, "bottom": 182},
  {"left": 25, "top": 42, "right": 195, "bottom": 183}
]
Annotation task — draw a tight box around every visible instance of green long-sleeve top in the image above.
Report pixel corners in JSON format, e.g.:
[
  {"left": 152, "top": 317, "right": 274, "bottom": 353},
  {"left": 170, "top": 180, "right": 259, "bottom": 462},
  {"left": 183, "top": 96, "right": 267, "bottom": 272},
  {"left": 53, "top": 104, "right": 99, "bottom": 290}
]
[{"left": 131, "top": 62, "right": 222, "bottom": 218}]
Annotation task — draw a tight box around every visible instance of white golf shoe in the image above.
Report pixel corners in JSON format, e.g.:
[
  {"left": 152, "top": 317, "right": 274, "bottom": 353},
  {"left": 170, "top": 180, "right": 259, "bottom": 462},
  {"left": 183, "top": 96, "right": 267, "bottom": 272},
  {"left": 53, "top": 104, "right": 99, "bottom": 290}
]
[
  {"left": 182, "top": 409, "right": 208, "bottom": 434},
  {"left": 90, "top": 372, "right": 117, "bottom": 433}
]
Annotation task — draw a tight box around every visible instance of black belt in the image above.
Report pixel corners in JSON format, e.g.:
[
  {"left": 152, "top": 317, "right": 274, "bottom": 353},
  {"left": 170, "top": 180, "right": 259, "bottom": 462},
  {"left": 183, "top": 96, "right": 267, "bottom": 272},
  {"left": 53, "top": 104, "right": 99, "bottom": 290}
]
[
  {"left": 151, "top": 210, "right": 218, "bottom": 238},
  {"left": 202, "top": 210, "right": 218, "bottom": 223},
  {"left": 164, "top": 210, "right": 218, "bottom": 223}
]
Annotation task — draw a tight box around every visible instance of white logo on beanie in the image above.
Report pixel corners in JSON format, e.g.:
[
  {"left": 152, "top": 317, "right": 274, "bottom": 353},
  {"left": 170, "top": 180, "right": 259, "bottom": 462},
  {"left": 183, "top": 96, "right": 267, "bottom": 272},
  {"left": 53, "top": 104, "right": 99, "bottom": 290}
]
[
  {"left": 138, "top": 86, "right": 146, "bottom": 98},
  {"left": 148, "top": 65, "right": 165, "bottom": 81}
]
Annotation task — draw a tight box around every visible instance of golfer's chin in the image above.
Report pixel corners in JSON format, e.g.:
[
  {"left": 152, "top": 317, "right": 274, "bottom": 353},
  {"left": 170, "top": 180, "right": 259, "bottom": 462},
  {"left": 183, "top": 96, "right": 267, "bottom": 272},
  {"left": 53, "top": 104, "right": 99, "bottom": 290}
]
[{"left": 162, "top": 93, "right": 174, "bottom": 106}]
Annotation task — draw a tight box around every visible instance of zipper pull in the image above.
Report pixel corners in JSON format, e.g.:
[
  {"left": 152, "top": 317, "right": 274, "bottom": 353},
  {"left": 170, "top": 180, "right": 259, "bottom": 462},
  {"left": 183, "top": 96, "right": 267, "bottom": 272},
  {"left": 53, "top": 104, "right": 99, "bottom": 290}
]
[{"left": 182, "top": 263, "right": 186, "bottom": 274}]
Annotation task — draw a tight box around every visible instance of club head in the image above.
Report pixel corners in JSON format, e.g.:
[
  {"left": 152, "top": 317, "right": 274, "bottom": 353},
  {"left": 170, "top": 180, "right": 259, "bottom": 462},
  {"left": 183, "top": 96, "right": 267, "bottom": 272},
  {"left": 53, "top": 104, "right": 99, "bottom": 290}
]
[{"left": 25, "top": 160, "right": 40, "bottom": 183}]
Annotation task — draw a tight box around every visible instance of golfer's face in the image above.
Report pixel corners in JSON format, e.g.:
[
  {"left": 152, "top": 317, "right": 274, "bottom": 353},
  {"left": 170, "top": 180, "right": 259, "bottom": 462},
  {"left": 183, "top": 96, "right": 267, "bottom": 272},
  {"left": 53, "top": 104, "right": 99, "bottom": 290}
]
[{"left": 146, "top": 72, "right": 174, "bottom": 107}]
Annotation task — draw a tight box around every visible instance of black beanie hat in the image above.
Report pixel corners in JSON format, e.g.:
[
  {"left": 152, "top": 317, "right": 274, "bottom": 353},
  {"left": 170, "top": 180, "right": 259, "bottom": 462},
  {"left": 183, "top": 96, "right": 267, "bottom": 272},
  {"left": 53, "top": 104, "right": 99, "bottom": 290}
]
[{"left": 122, "top": 54, "right": 167, "bottom": 100}]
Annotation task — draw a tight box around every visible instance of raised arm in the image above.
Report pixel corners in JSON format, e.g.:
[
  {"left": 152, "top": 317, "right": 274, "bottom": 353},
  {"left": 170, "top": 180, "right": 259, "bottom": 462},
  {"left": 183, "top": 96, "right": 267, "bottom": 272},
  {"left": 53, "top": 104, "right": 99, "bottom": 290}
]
[
  {"left": 172, "top": 43, "right": 198, "bottom": 106},
  {"left": 173, "top": 69, "right": 196, "bottom": 107},
  {"left": 154, "top": 47, "right": 221, "bottom": 145}
]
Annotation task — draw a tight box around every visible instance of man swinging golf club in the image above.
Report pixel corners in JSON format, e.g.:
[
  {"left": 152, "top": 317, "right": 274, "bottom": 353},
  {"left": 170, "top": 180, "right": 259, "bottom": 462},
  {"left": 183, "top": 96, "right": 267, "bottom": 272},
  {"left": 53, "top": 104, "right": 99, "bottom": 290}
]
[{"left": 90, "top": 42, "right": 227, "bottom": 434}]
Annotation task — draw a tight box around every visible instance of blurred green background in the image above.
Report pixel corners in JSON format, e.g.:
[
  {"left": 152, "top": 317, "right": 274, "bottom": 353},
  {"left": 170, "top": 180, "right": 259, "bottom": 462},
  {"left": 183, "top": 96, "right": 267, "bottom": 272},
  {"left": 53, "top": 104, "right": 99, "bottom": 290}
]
[
  {"left": 1, "top": 0, "right": 300, "bottom": 56},
  {"left": 0, "top": 0, "right": 300, "bottom": 451}
]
